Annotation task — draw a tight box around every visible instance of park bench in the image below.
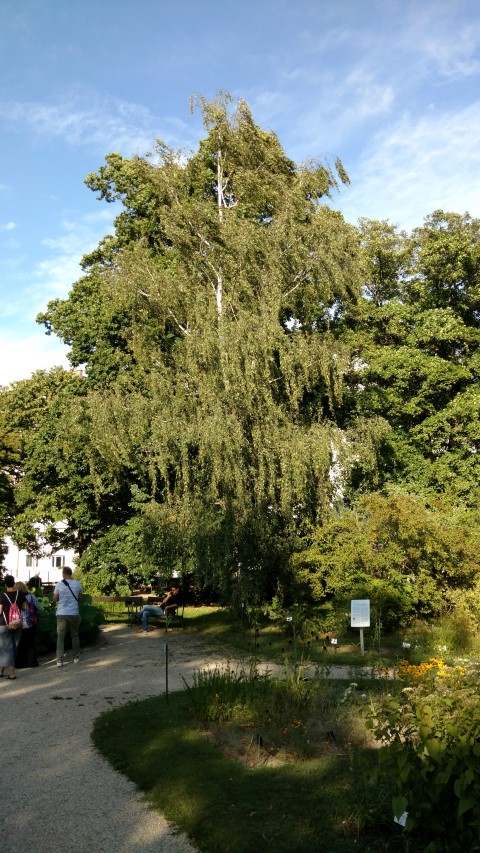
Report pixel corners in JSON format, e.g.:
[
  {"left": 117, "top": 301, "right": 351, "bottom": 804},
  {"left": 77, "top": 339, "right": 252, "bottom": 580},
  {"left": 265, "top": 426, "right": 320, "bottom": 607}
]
[
  {"left": 92, "top": 595, "right": 143, "bottom": 624},
  {"left": 149, "top": 601, "right": 185, "bottom": 631},
  {"left": 138, "top": 596, "right": 186, "bottom": 631},
  {"left": 92, "top": 595, "right": 185, "bottom": 630}
]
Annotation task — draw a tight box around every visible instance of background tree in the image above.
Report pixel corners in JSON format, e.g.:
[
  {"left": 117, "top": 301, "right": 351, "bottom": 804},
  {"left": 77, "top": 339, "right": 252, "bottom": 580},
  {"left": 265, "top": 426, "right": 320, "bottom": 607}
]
[
  {"left": 339, "top": 212, "right": 480, "bottom": 507},
  {"left": 32, "top": 95, "right": 385, "bottom": 596},
  {"left": 0, "top": 422, "right": 19, "bottom": 570},
  {"left": 0, "top": 369, "right": 136, "bottom": 563}
]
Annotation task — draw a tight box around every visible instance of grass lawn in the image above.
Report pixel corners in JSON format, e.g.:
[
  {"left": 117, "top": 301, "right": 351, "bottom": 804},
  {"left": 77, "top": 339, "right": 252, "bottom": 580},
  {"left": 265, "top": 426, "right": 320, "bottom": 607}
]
[
  {"left": 98, "top": 602, "right": 475, "bottom": 670},
  {"left": 178, "top": 606, "right": 403, "bottom": 669},
  {"left": 93, "top": 686, "right": 411, "bottom": 852}
]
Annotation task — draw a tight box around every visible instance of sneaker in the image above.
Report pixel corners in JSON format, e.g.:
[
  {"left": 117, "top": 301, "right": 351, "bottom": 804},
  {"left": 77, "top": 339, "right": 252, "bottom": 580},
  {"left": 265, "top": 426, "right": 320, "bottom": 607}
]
[
  {"left": 73, "top": 658, "right": 80, "bottom": 664},
  {"left": 56, "top": 661, "right": 64, "bottom": 667}
]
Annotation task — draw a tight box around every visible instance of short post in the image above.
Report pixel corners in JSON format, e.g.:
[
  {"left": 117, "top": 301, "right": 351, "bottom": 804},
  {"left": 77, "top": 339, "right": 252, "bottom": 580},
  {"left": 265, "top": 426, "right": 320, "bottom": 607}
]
[
  {"left": 165, "top": 642, "right": 169, "bottom": 700},
  {"left": 359, "top": 628, "right": 364, "bottom": 656}
]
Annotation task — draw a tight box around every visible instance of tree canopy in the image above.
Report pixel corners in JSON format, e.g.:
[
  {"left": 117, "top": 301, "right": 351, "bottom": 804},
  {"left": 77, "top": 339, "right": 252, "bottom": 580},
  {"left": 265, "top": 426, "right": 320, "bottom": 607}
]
[
  {"left": 1, "top": 95, "right": 479, "bottom": 620},
  {"left": 339, "top": 212, "right": 480, "bottom": 507}
]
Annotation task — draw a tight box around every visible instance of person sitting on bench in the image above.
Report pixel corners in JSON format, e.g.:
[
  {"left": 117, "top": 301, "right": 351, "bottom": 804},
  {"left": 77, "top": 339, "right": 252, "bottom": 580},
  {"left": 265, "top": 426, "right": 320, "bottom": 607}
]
[{"left": 135, "top": 584, "right": 181, "bottom": 632}]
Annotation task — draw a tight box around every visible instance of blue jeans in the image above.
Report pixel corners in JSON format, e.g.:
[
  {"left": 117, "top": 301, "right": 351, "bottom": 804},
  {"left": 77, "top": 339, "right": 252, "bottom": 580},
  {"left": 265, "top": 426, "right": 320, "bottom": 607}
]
[{"left": 137, "top": 605, "right": 164, "bottom": 631}]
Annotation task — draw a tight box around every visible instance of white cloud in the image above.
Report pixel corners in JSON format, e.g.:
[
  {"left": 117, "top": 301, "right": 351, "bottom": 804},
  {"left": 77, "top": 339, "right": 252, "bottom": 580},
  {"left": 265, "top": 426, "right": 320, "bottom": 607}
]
[
  {"left": 255, "top": 2, "right": 480, "bottom": 159},
  {"left": 248, "top": 66, "right": 396, "bottom": 158},
  {"left": 344, "top": 68, "right": 395, "bottom": 119},
  {"left": 29, "top": 208, "right": 117, "bottom": 310},
  {"left": 0, "top": 210, "right": 118, "bottom": 385},
  {"left": 420, "top": 18, "right": 480, "bottom": 80},
  {"left": 0, "top": 332, "right": 70, "bottom": 388},
  {"left": 2, "top": 208, "right": 118, "bottom": 325},
  {"left": 0, "top": 93, "right": 193, "bottom": 155},
  {"left": 337, "top": 100, "right": 480, "bottom": 229},
  {"left": 1, "top": 221, "right": 16, "bottom": 231}
]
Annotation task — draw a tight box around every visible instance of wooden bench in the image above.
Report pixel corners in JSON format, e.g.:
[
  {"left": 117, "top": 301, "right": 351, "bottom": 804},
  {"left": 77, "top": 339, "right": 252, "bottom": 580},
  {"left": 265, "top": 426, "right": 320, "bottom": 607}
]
[
  {"left": 91, "top": 595, "right": 185, "bottom": 630},
  {"left": 148, "top": 601, "right": 185, "bottom": 632},
  {"left": 92, "top": 596, "right": 143, "bottom": 624}
]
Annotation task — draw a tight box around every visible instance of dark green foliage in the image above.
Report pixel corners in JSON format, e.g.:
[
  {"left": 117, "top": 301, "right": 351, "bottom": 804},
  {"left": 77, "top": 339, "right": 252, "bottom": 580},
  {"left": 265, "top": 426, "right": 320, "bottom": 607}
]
[
  {"left": 286, "top": 494, "right": 480, "bottom": 629},
  {"left": 0, "top": 368, "right": 136, "bottom": 557},
  {"left": 74, "top": 518, "right": 149, "bottom": 595},
  {"left": 341, "top": 212, "right": 480, "bottom": 507},
  {"left": 367, "top": 662, "right": 480, "bottom": 851},
  {"left": 0, "top": 424, "right": 18, "bottom": 568}
]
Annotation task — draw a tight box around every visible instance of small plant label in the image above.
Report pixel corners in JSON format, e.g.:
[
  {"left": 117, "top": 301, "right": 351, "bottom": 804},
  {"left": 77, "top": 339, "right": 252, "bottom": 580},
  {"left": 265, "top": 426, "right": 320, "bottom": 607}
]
[
  {"left": 393, "top": 811, "right": 408, "bottom": 827},
  {"left": 402, "top": 641, "right": 411, "bottom": 648},
  {"left": 286, "top": 616, "right": 293, "bottom": 622},
  {"left": 330, "top": 638, "right": 338, "bottom": 645}
]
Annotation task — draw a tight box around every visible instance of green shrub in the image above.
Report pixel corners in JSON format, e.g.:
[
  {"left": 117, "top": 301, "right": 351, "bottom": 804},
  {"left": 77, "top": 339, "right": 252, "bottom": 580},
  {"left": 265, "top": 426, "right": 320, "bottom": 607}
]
[
  {"left": 404, "top": 612, "right": 480, "bottom": 660},
  {"left": 182, "top": 660, "right": 373, "bottom": 757},
  {"left": 366, "top": 661, "right": 480, "bottom": 851},
  {"left": 285, "top": 495, "right": 480, "bottom": 632}
]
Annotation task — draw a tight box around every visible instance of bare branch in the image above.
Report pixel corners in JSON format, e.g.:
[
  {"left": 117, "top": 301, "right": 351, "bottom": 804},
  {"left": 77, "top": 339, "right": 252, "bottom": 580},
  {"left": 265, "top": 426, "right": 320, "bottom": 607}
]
[
  {"left": 283, "top": 269, "right": 307, "bottom": 300},
  {"left": 167, "top": 308, "right": 191, "bottom": 337}
]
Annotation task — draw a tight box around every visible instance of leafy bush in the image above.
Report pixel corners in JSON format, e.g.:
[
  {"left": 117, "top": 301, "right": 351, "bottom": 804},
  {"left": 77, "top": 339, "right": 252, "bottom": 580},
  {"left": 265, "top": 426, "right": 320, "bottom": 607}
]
[
  {"left": 182, "top": 660, "right": 373, "bottom": 756},
  {"left": 403, "top": 612, "right": 480, "bottom": 660},
  {"left": 366, "top": 660, "right": 480, "bottom": 851},
  {"left": 286, "top": 494, "right": 480, "bottom": 631}
]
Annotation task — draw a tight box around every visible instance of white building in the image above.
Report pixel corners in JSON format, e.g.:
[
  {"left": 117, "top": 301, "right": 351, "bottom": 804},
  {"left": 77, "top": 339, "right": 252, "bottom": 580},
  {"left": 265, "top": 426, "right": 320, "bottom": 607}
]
[{"left": 3, "top": 535, "right": 77, "bottom": 585}]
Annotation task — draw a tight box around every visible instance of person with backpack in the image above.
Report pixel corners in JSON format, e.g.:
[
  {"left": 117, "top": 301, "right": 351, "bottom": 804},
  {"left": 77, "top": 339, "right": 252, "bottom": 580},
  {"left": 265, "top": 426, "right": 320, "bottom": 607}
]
[
  {"left": 14, "top": 581, "right": 39, "bottom": 668},
  {"left": 0, "top": 574, "right": 27, "bottom": 680},
  {"left": 53, "top": 566, "right": 83, "bottom": 667}
]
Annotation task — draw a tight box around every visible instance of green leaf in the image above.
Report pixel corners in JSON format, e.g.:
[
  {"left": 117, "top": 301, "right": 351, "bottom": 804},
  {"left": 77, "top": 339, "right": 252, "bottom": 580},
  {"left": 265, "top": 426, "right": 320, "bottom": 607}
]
[
  {"left": 392, "top": 796, "right": 408, "bottom": 821},
  {"left": 458, "top": 796, "right": 476, "bottom": 817},
  {"left": 425, "top": 737, "right": 443, "bottom": 761}
]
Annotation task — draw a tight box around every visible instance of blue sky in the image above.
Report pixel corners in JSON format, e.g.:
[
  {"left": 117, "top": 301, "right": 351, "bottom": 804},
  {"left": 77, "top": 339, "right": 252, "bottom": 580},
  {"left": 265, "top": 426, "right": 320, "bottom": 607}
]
[{"left": 1, "top": 0, "right": 479, "bottom": 386}]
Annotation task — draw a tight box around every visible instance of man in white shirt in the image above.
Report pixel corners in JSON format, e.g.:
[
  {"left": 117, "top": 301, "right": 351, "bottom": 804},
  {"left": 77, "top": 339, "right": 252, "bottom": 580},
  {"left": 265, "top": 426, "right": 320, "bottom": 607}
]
[{"left": 53, "top": 567, "right": 83, "bottom": 667}]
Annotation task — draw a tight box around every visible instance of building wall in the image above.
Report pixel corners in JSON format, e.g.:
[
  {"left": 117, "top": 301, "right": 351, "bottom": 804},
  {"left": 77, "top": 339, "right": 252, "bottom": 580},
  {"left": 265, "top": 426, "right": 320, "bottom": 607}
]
[{"left": 3, "top": 536, "right": 77, "bottom": 584}]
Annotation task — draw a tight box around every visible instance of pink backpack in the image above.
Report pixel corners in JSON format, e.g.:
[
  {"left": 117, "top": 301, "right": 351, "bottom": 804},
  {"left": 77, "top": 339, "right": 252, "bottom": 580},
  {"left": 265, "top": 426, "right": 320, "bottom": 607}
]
[{"left": 6, "top": 592, "right": 22, "bottom": 629}]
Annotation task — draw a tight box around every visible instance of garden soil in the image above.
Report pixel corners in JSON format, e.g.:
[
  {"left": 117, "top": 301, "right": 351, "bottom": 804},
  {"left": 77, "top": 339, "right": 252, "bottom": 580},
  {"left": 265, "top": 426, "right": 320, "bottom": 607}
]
[{"left": 0, "top": 623, "right": 379, "bottom": 853}]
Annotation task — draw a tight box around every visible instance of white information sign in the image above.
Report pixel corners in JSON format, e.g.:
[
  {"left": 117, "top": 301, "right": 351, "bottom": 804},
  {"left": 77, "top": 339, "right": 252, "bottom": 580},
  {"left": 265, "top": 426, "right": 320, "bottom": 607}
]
[{"left": 351, "top": 599, "right": 370, "bottom": 628}]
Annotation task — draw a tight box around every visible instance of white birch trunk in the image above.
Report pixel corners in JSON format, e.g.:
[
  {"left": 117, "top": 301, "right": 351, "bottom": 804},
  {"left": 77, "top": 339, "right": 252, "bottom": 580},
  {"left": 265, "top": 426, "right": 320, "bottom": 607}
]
[
  {"left": 216, "top": 148, "right": 223, "bottom": 315},
  {"left": 216, "top": 269, "right": 223, "bottom": 316}
]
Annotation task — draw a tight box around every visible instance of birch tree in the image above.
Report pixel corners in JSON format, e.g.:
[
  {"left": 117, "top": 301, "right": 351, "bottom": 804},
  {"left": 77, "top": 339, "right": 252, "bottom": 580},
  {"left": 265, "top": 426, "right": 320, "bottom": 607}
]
[{"left": 35, "top": 95, "right": 385, "bottom": 596}]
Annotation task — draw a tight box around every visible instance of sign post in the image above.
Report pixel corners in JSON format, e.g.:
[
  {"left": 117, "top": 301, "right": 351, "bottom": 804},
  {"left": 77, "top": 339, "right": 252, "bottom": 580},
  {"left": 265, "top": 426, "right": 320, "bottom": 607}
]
[
  {"left": 164, "top": 641, "right": 169, "bottom": 703},
  {"left": 351, "top": 600, "right": 370, "bottom": 655}
]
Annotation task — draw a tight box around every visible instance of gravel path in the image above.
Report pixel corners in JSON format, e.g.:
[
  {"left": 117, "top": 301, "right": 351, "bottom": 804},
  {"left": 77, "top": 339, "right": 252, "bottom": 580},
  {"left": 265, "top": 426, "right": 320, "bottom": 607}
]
[{"left": 0, "top": 624, "right": 233, "bottom": 853}]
